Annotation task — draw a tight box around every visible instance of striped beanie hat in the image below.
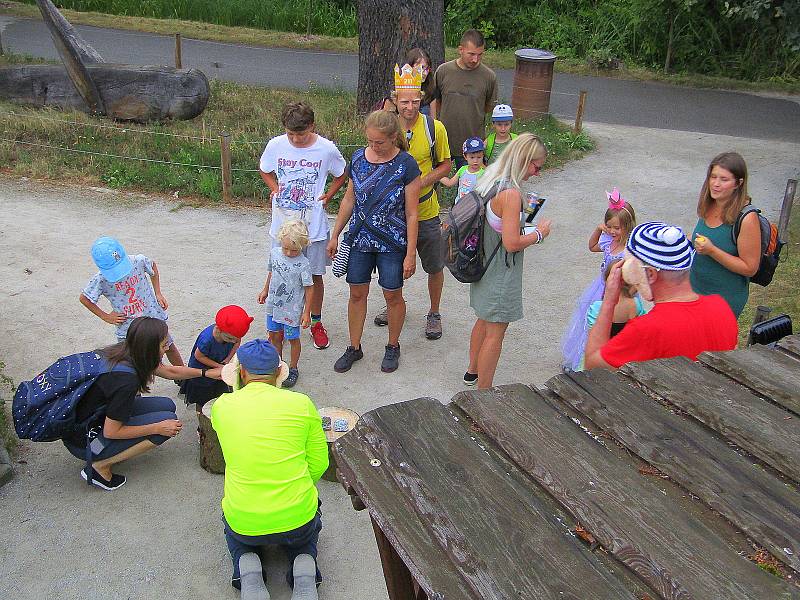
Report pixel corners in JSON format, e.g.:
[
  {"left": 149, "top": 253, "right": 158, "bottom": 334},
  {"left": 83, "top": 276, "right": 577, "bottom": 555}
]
[{"left": 626, "top": 221, "right": 695, "bottom": 270}]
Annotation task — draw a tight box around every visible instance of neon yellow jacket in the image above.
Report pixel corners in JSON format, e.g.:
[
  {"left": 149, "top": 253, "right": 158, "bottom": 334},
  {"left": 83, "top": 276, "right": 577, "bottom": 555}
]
[{"left": 211, "top": 382, "right": 328, "bottom": 536}]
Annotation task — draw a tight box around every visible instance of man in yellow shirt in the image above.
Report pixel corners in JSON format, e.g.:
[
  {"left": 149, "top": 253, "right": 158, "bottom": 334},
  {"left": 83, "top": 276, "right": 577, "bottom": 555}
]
[
  {"left": 212, "top": 339, "right": 328, "bottom": 600},
  {"left": 374, "top": 63, "right": 452, "bottom": 340}
]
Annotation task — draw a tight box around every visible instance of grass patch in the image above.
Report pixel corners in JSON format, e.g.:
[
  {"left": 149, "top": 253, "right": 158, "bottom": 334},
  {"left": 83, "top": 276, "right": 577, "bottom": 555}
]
[
  {"left": 738, "top": 205, "right": 799, "bottom": 346},
  {"left": 1, "top": 1, "right": 797, "bottom": 94},
  {"left": 0, "top": 53, "right": 592, "bottom": 205}
]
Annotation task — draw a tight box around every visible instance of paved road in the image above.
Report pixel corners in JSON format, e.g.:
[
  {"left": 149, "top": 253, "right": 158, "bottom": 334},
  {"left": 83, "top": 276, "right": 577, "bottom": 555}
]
[{"left": 1, "top": 15, "right": 799, "bottom": 141}]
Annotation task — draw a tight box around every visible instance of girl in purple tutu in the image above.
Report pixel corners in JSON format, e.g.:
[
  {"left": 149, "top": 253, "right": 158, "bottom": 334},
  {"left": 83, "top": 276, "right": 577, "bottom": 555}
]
[{"left": 562, "top": 188, "right": 636, "bottom": 371}]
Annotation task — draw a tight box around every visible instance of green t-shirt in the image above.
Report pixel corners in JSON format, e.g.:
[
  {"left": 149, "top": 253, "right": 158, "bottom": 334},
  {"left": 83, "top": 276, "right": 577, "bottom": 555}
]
[
  {"left": 211, "top": 381, "right": 328, "bottom": 536},
  {"left": 431, "top": 60, "right": 498, "bottom": 159}
]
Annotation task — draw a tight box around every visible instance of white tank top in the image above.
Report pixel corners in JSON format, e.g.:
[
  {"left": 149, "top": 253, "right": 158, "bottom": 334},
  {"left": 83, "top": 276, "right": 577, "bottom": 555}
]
[{"left": 486, "top": 199, "right": 504, "bottom": 233}]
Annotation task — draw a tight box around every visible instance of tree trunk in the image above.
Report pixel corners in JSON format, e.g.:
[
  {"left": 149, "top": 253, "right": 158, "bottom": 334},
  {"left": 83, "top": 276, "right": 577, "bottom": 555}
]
[
  {"left": 355, "top": 0, "right": 444, "bottom": 114},
  {"left": 664, "top": 11, "right": 676, "bottom": 74},
  {"left": 0, "top": 64, "right": 210, "bottom": 122},
  {"left": 37, "top": 0, "right": 106, "bottom": 114}
]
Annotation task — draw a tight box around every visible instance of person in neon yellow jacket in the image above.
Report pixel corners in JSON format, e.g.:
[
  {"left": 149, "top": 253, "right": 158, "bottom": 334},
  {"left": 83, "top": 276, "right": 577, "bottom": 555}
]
[{"left": 212, "top": 339, "right": 328, "bottom": 600}]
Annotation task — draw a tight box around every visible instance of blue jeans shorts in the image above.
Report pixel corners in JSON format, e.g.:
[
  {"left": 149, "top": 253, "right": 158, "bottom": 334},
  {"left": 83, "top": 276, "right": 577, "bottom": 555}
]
[
  {"left": 266, "top": 314, "right": 301, "bottom": 340},
  {"left": 346, "top": 249, "right": 404, "bottom": 291}
]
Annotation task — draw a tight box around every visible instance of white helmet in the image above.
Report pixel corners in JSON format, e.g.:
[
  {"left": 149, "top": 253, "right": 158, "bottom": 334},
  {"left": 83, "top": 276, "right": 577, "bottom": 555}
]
[{"left": 491, "top": 104, "right": 513, "bottom": 122}]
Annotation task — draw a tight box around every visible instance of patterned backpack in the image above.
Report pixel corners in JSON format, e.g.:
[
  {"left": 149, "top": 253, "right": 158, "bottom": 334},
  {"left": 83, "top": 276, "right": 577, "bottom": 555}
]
[
  {"left": 13, "top": 351, "right": 134, "bottom": 442},
  {"left": 441, "top": 182, "right": 502, "bottom": 283}
]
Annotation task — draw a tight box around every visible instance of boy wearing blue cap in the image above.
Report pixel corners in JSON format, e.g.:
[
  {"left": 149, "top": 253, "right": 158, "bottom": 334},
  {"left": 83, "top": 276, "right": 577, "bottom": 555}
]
[
  {"left": 440, "top": 136, "right": 486, "bottom": 202},
  {"left": 79, "top": 237, "right": 184, "bottom": 367}
]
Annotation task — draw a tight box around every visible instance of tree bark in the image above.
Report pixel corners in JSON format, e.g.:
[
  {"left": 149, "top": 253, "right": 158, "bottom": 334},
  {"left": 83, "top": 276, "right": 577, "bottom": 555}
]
[
  {"left": 0, "top": 64, "right": 210, "bottom": 122},
  {"left": 355, "top": 0, "right": 444, "bottom": 114},
  {"left": 36, "top": 0, "right": 106, "bottom": 114}
]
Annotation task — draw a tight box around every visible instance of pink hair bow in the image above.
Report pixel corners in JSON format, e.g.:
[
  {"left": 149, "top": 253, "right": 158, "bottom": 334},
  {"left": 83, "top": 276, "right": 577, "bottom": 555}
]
[{"left": 606, "top": 187, "right": 626, "bottom": 210}]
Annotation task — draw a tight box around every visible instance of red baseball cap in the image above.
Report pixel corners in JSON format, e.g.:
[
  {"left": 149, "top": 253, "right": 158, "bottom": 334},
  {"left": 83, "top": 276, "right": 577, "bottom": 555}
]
[{"left": 215, "top": 305, "right": 254, "bottom": 339}]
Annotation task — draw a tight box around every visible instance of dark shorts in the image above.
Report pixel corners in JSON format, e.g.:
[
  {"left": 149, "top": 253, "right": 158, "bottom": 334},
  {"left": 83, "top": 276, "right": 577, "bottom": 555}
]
[
  {"left": 346, "top": 249, "right": 404, "bottom": 291},
  {"left": 183, "top": 378, "right": 231, "bottom": 408},
  {"left": 417, "top": 216, "right": 444, "bottom": 274}
]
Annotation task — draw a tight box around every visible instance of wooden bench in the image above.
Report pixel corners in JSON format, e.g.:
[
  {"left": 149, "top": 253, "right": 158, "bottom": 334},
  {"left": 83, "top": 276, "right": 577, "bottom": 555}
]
[{"left": 334, "top": 336, "right": 800, "bottom": 599}]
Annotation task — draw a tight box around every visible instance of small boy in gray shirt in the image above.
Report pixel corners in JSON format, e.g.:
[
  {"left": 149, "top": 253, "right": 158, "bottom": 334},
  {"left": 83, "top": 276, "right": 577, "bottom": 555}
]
[{"left": 257, "top": 220, "right": 314, "bottom": 389}]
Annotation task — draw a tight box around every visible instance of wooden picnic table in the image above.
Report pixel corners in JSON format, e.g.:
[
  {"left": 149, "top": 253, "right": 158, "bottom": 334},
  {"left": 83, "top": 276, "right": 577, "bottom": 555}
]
[{"left": 334, "top": 335, "right": 800, "bottom": 600}]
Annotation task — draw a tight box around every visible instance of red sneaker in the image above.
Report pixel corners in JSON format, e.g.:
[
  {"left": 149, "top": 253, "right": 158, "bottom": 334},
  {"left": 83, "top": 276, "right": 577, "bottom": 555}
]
[{"left": 310, "top": 322, "right": 330, "bottom": 349}]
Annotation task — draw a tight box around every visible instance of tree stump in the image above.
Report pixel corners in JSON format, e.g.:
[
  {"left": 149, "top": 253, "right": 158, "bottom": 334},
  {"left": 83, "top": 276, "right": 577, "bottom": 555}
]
[
  {"left": 199, "top": 400, "right": 225, "bottom": 474},
  {"left": 319, "top": 406, "right": 359, "bottom": 482}
]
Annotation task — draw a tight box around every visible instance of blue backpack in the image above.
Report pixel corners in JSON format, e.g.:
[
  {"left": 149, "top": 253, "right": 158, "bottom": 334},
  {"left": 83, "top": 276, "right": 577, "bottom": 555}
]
[{"left": 13, "top": 351, "right": 135, "bottom": 442}]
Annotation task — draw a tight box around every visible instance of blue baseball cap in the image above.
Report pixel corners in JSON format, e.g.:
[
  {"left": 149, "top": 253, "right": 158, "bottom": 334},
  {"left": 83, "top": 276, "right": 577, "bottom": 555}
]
[
  {"left": 462, "top": 136, "right": 485, "bottom": 155},
  {"left": 91, "top": 236, "right": 132, "bottom": 282},
  {"left": 237, "top": 339, "right": 281, "bottom": 375}
]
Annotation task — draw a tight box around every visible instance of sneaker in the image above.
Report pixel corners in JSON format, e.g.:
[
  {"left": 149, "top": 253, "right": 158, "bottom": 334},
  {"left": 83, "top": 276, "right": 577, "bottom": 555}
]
[
  {"left": 381, "top": 344, "right": 401, "bottom": 373},
  {"left": 81, "top": 466, "right": 126, "bottom": 491},
  {"left": 310, "top": 322, "right": 330, "bottom": 349},
  {"left": 373, "top": 306, "right": 389, "bottom": 327},
  {"left": 239, "top": 552, "right": 270, "bottom": 600},
  {"left": 282, "top": 367, "right": 299, "bottom": 388},
  {"left": 291, "top": 554, "right": 318, "bottom": 600},
  {"left": 425, "top": 312, "right": 442, "bottom": 340},
  {"left": 334, "top": 346, "right": 363, "bottom": 373},
  {"left": 463, "top": 371, "right": 478, "bottom": 386}
]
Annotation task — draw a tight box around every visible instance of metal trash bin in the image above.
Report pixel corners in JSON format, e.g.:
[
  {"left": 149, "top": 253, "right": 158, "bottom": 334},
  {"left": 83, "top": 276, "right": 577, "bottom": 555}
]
[{"left": 511, "top": 49, "right": 556, "bottom": 120}]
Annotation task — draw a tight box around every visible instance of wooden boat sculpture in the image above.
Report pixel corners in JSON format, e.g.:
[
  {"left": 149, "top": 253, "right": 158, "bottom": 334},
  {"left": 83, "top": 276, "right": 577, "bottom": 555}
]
[{"left": 0, "top": 0, "right": 210, "bottom": 122}]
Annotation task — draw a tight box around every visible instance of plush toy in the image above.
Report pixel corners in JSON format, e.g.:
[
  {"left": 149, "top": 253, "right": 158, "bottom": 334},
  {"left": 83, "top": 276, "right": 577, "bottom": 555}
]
[
  {"left": 621, "top": 252, "right": 653, "bottom": 302},
  {"left": 221, "top": 354, "right": 289, "bottom": 390}
]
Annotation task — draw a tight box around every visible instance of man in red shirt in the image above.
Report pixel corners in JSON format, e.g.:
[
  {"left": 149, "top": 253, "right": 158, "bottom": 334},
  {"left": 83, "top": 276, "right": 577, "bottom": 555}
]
[{"left": 584, "top": 221, "right": 738, "bottom": 370}]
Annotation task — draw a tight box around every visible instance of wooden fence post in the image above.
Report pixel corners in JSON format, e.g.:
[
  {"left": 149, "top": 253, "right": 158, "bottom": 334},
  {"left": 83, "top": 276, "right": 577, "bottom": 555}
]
[
  {"left": 574, "top": 90, "right": 587, "bottom": 134},
  {"left": 777, "top": 178, "right": 797, "bottom": 243},
  {"left": 174, "top": 33, "right": 182, "bottom": 69},
  {"left": 220, "top": 132, "right": 232, "bottom": 201},
  {"left": 0, "top": 30, "right": 4, "bottom": 56}
]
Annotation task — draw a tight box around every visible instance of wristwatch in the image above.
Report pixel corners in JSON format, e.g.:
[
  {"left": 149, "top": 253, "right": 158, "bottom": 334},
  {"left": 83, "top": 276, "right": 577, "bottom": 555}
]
[{"left": 201, "top": 368, "right": 208, "bottom": 378}]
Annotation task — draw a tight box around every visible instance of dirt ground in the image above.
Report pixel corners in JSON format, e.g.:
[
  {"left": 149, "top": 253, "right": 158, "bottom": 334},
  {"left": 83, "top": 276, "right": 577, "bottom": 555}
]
[{"left": 0, "top": 122, "right": 798, "bottom": 599}]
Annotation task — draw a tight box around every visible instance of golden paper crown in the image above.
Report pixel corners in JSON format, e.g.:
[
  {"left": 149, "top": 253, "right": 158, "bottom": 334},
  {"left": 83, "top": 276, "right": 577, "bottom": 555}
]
[{"left": 394, "top": 63, "right": 423, "bottom": 91}]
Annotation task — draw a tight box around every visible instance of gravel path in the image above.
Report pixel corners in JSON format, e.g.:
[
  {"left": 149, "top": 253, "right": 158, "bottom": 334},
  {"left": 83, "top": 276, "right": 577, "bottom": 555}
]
[{"left": 0, "top": 122, "right": 797, "bottom": 599}]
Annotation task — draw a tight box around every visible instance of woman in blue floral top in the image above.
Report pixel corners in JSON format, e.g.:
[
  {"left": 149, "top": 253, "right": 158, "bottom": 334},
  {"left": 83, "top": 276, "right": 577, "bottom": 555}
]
[{"left": 328, "top": 110, "right": 421, "bottom": 374}]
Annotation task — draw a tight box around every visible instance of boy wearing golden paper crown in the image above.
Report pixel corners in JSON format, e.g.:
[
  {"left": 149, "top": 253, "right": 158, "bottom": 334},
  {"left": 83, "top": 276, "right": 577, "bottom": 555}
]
[{"left": 372, "top": 63, "right": 453, "bottom": 341}]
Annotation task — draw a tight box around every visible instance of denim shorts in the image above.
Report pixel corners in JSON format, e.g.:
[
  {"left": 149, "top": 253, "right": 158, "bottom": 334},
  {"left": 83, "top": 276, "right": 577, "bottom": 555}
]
[
  {"left": 346, "top": 249, "right": 404, "bottom": 291},
  {"left": 266, "top": 314, "right": 301, "bottom": 340}
]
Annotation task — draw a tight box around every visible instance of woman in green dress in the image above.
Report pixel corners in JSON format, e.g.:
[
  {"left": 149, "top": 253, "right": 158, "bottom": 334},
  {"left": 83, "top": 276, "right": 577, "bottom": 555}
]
[
  {"left": 465, "top": 133, "right": 552, "bottom": 389},
  {"left": 690, "top": 152, "right": 761, "bottom": 317}
]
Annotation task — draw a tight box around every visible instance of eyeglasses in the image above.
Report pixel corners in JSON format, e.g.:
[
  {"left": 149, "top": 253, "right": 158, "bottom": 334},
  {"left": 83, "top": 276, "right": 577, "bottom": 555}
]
[{"left": 406, "top": 130, "right": 413, "bottom": 142}]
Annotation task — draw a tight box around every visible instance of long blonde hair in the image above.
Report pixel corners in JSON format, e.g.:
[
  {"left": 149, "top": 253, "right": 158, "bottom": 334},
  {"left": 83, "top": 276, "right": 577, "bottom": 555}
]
[
  {"left": 364, "top": 110, "right": 407, "bottom": 151},
  {"left": 697, "top": 151, "right": 749, "bottom": 224},
  {"left": 475, "top": 133, "right": 547, "bottom": 196}
]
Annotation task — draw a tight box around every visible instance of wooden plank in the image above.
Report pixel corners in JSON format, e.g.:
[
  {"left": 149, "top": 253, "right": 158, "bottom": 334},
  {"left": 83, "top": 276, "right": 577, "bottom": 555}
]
[
  {"left": 454, "top": 384, "right": 800, "bottom": 600},
  {"left": 371, "top": 516, "right": 418, "bottom": 600},
  {"left": 699, "top": 346, "right": 800, "bottom": 416},
  {"left": 778, "top": 334, "right": 800, "bottom": 358},
  {"left": 622, "top": 357, "right": 800, "bottom": 483},
  {"left": 549, "top": 368, "right": 800, "bottom": 574},
  {"left": 334, "top": 397, "right": 639, "bottom": 600}
]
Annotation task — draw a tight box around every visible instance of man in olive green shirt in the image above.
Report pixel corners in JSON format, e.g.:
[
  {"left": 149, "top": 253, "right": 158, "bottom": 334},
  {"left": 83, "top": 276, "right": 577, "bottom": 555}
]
[
  {"left": 430, "top": 29, "right": 498, "bottom": 169},
  {"left": 212, "top": 339, "right": 327, "bottom": 600}
]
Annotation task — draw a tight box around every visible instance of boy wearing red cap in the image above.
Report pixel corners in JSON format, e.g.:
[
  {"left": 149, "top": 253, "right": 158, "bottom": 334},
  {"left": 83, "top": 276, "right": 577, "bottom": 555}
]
[{"left": 182, "top": 305, "right": 254, "bottom": 414}]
